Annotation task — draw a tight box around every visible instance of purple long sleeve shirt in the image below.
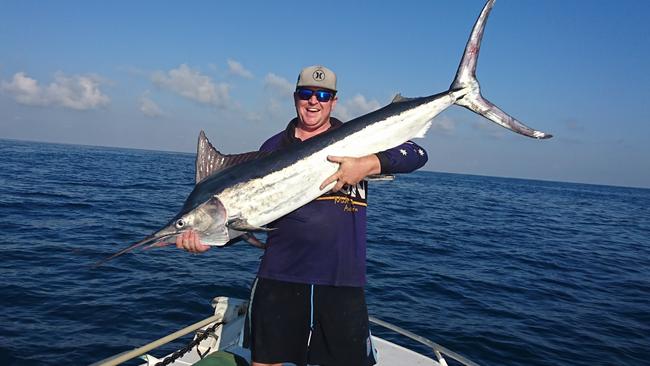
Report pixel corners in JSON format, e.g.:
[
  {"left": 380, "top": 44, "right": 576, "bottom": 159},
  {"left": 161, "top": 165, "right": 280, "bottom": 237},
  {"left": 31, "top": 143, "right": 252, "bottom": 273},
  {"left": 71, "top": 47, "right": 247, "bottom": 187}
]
[{"left": 256, "top": 117, "right": 428, "bottom": 286}]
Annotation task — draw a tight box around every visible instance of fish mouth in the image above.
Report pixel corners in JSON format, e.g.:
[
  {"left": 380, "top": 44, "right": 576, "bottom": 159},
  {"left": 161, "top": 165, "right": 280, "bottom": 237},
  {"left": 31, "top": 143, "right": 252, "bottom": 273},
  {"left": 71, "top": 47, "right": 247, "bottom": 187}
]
[{"left": 92, "top": 231, "right": 179, "bottom": 268}]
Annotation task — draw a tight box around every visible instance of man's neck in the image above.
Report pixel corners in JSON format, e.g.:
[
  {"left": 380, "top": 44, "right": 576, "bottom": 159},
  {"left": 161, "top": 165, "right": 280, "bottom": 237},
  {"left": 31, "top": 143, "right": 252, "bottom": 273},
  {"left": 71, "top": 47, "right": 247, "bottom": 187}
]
[{"left": 294, "top": 119, "right": 332, "bottom": 141}]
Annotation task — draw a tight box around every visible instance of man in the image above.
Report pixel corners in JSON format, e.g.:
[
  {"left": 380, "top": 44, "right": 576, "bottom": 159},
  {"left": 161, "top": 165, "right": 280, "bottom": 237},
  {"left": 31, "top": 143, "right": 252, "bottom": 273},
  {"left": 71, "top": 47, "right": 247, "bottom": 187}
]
[{"left": 177, "top": 65, "right": 427, "bottom": 366}]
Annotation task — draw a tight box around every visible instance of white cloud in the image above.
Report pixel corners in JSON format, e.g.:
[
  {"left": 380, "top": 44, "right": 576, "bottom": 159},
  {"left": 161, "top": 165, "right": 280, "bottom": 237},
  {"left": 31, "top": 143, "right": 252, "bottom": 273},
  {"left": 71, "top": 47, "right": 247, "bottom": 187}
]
[
  {"left": 264, "top": 73, "right": 294, "bottom": 96},
  {"left": 139, "top": 92, "right": 164, "bottom": 117},
  {"left": 334, "top": 94, "right": 381, "bottom": 121},
  {"left": 267, "top": 97, "right": 289, "bottom": 116},
  {"left": 472, "top": 119, "right": 507, "bottom": 138},
  {"left": 152, "top": 64, "right": 230, "bottom": 108},
  {"left": 564, "top": 119, "right": 584, "bottom": 132},
  {"left": 1, "top": 72, "right": 43, "bottom": 105},
  {"left": 227, "top": 59, "right": 253, "bottom": 79},
  {"left": 245, "top": 111, "right": 262, "bottom": 122},
  {"left": 431, "top": 115, "right": 457, "bottom": 134},
  {"left": 260, "top": 73, "right": 295, "bottom": 119},
  {"left": 1, "top": 72, "right": 110, "bottom": 110}
]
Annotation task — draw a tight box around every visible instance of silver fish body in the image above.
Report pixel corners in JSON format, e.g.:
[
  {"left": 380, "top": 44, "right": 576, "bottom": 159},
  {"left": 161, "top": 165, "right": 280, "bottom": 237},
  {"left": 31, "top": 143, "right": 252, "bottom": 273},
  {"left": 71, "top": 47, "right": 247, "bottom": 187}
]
[{"left": 96, "top": 0, "right": 552, "bottom": 266}]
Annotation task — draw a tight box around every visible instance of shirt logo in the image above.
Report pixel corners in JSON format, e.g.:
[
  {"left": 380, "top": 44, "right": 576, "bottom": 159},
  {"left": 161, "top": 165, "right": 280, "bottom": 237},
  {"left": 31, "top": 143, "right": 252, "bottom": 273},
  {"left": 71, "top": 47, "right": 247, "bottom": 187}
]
[{"left": 317, "top": 181, "right": 368, "bottom": 212}]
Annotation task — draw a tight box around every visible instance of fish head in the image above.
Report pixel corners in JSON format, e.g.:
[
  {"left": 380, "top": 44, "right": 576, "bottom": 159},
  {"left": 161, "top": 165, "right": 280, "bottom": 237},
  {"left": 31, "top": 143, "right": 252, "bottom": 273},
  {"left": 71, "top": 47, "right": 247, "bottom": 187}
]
[
  {"left": 94, "top": 197, "right": 229, "bottom": 267},
  {"left": 169, "top": 196, "right": 230, "bottom": 244}
]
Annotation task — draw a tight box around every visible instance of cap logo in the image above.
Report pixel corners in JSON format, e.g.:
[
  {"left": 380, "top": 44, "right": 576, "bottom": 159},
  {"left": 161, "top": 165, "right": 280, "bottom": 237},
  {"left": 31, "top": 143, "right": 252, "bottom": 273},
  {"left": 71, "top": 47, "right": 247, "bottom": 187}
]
[{"left": 312, "top": 70, "right": 325, "bottom": 82}]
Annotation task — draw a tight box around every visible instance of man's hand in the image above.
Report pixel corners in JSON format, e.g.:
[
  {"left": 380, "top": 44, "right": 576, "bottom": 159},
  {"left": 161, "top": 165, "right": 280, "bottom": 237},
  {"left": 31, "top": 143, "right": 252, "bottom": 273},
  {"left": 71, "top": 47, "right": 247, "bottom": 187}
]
[
  {"left": 320, "top": 154, "right": 381, "bottom": 192},
  {"left": 176, "top": 230, "right": 211, "bottom": 253}
]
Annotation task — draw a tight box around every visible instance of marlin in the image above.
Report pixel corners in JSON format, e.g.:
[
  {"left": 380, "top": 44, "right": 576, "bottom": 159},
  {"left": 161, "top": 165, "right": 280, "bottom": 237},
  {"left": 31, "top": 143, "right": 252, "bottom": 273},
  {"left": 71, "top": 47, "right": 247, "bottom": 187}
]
[{"left": 96, "top": 0, "right": 551, "bottom": 266}]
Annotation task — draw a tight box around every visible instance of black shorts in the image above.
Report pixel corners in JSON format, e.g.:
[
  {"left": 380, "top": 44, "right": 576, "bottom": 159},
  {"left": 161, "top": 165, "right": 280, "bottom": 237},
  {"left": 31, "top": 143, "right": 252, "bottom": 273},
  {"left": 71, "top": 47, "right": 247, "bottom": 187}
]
[{"left": 248, "top": 277, "right": 377, "bottom": 366}]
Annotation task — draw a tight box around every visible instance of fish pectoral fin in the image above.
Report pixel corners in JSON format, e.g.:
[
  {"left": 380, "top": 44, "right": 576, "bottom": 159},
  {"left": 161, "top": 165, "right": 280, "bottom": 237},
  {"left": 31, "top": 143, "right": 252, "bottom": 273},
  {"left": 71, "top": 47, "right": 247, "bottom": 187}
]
[
  {"left": 227, "top": 218, "right": 275, "bottom": 232},
  {"left": 242, "top": 233, "right": 267, "bottom": 249}
]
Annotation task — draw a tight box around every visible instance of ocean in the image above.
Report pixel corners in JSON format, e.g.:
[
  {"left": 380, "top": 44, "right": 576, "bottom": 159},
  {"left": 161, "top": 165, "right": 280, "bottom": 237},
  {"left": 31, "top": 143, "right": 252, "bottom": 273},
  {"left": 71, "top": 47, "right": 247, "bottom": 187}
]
[{"left": 0, "top": 139, "right": 648, "bottom": 366}]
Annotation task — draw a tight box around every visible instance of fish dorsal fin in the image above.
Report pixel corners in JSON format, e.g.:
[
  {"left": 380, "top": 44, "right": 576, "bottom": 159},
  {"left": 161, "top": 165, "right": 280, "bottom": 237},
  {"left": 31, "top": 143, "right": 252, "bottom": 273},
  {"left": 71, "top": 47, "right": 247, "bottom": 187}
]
[
  {"left": 195, "top": 131, "right": 269, "bottom": 184},
  {"left": 391, "top": 93, "right": 416, "bottom": 103}
]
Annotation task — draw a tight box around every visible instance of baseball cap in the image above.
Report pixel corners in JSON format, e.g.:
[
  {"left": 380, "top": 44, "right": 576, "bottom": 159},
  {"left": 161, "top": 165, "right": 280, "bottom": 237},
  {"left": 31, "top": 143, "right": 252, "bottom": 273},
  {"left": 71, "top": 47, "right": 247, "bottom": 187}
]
[{"left": 296, "top": 65, "right": 337, "bottom": 92}]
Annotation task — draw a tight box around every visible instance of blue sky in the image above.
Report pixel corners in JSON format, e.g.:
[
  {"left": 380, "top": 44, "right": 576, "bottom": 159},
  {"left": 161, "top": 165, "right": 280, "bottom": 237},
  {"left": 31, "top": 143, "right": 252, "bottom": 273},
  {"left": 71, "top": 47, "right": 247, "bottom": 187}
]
[{"left": 1, "top": 0, "right": 649, "bottom": 188}]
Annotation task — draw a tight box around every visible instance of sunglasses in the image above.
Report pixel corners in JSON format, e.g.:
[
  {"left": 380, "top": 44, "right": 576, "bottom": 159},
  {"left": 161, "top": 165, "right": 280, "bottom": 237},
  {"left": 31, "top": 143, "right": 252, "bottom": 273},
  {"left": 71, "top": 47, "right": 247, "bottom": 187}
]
[{"left": 295, "top": 88, "right": 336, "bottom": 102}]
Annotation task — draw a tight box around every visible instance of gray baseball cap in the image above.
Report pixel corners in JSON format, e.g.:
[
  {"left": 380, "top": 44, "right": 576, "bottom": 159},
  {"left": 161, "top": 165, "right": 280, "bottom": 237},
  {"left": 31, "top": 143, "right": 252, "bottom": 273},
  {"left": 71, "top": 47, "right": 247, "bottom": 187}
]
[{"left": 296, "top": 65, "right": 337, "bottom": 92}]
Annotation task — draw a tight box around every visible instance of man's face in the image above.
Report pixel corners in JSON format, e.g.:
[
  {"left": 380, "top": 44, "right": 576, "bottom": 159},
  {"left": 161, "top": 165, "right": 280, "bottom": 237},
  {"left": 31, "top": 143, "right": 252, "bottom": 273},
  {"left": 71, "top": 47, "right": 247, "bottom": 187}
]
[{"left": 294, "top": 87, "right": 338, "bottom": 132}]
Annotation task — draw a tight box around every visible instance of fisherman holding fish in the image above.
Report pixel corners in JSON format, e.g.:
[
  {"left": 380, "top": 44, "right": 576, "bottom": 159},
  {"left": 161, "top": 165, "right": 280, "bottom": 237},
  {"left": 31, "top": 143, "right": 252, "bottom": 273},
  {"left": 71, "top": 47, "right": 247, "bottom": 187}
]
[
  {"left": 99, "top": 2, "right": 553, "bottom": 363},
  {"left": 177, "top": 65, "right": 428, "bottom": 366}
]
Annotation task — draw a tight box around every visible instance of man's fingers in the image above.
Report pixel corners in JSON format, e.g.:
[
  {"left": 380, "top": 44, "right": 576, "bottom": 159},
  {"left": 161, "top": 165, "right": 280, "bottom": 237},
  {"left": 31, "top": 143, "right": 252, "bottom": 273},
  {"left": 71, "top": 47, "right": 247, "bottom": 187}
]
[
  {"left": 321, "top": 155, "right": 346, "bottom": 190},
  {"left": 176, "top": 234, "right": 182, "bottom": 249},
  {"left": 321, "top": 155, "right": 350, "bottom": 190},
  {"left": 332, "top": 180, "right": 345, "bottom": 192},
  {"left": 327, "top": 155, "right": 345, "bottom": 163},
  {"left": 184, "top": 233, "right": 193, "bottom": 252},
  {"left": 190, "top": 231, "right": 201, "bottom": 253},
  {"left": 176, "top": 231, "right": 188, "bottom": 249},
  {"left": 174, "top": 230, "right": 207, "bottom": 253},
  {"left": 191, "top": 231, "right": 206, "bottom": 252},
  {"left": 187, "top": 231, "right": 195, "bottom": 252},
  {"left": 189, "top": 231, "right": 210, "bottom": 253},
  {"left": 320, "top": 172, "right": 340, "bottom": 190}
]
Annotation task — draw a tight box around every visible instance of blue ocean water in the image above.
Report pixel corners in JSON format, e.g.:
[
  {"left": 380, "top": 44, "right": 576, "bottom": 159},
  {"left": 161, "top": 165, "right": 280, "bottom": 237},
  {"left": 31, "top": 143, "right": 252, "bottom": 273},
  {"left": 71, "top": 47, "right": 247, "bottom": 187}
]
[{"left": 0, "top": 138, "right": 648, "bottom": 366}]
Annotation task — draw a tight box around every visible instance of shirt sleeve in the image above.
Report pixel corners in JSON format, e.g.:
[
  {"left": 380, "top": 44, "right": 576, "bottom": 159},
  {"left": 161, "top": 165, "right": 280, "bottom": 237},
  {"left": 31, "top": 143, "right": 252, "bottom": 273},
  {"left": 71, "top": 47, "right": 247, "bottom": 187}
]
[{"left": 375, "top": 141, "right": 428, "bottom": 174}]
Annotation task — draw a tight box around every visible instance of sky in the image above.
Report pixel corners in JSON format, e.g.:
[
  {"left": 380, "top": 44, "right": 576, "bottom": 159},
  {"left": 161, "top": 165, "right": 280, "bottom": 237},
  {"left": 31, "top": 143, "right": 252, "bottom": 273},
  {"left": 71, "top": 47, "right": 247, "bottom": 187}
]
[{"left": 1, "top": 0, "right": 649, "bottom": 188}]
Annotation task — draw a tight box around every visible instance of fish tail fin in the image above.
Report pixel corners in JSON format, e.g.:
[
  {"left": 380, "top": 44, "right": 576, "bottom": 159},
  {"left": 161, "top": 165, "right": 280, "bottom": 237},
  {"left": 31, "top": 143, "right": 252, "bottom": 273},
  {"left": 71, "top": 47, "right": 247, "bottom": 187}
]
[{"left": 450, "top": 0, "right": 552, "bottom": 139}]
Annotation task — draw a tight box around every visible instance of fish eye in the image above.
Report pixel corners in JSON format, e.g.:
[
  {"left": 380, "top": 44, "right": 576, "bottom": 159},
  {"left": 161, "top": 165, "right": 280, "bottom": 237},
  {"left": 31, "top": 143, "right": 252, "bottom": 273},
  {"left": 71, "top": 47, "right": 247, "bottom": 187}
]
[{"left": 175, "top": 219, "right": 185, "bottom": 228}]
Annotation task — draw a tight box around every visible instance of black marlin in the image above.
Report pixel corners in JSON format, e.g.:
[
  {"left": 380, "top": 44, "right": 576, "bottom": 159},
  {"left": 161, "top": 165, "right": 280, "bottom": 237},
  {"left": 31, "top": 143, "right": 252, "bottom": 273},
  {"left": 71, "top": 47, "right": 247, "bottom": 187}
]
[{"left": 96, "top": 0, "right": 552, "bottom": 266}]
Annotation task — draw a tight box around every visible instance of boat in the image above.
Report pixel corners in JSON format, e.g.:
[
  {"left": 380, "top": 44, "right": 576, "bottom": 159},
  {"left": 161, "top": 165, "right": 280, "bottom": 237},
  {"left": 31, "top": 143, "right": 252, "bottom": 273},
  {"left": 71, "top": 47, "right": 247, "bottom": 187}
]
[{"left": 91, "top": 296, "right": 480, "bottom": 366}]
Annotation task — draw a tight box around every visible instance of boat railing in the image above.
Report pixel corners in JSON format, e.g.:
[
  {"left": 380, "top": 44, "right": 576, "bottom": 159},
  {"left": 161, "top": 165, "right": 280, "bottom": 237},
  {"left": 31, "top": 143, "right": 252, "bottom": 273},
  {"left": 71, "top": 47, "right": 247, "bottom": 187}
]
[
  {"left": 369, "top": 316, "right": 480, "bottom": 366},
  {"left": 90, "top": 297, "right": 247, "bottom": 366},
  {"left": 89, "top": 313, "right": 224, "bottom": 366}
]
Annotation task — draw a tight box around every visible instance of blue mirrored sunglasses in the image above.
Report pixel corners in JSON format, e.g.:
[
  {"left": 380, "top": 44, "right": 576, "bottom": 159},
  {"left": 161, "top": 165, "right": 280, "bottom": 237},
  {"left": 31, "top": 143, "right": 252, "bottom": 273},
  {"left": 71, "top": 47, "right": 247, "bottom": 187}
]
[{"left": 295, "top": 88, "right": 335, "bottom": 102}]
